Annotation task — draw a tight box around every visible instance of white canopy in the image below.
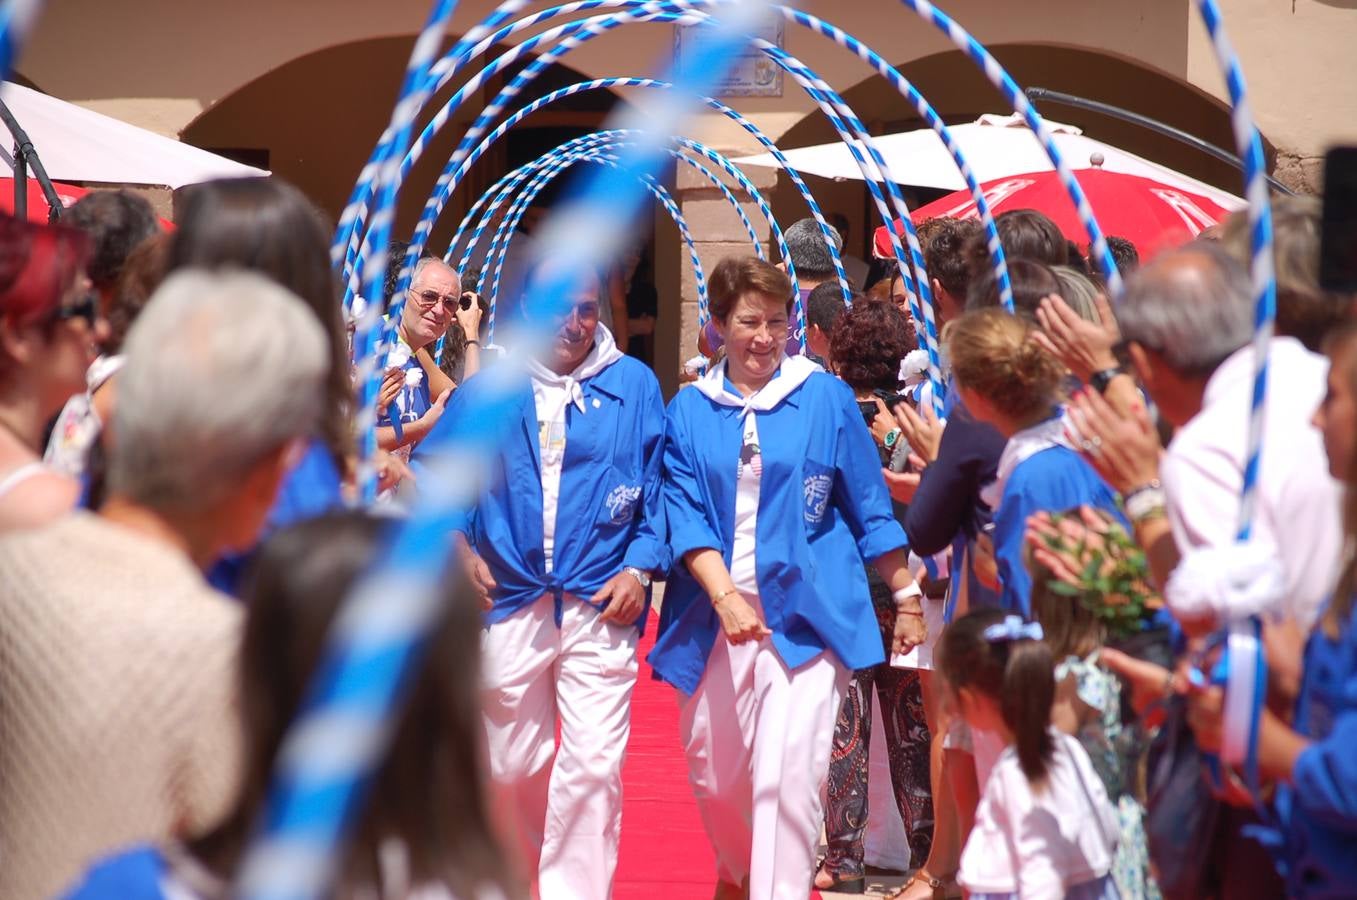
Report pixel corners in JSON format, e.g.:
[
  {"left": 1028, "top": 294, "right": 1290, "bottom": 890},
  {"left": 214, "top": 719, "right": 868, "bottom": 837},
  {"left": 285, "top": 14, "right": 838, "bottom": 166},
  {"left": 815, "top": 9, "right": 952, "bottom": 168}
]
[
  {"left": 0, "top": 81, "right": 269, "bottom": 189},
  {"left": 734, "top": 113, "right": 1243, "bottom": 210}
]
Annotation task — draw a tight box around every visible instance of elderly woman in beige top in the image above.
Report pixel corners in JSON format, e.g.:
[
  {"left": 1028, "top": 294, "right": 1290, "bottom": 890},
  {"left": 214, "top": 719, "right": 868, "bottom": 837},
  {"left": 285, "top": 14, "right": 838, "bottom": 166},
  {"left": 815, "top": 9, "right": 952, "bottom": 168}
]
[{"left": 0, "top": 270, "right": 329, "bottom": 899}]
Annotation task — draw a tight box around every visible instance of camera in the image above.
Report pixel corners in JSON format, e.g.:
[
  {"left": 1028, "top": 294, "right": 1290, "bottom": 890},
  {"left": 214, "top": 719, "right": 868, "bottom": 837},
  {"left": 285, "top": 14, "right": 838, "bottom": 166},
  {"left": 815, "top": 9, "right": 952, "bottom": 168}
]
[{"left": 459, "top": 292, "right": 475, "bottom": 311}]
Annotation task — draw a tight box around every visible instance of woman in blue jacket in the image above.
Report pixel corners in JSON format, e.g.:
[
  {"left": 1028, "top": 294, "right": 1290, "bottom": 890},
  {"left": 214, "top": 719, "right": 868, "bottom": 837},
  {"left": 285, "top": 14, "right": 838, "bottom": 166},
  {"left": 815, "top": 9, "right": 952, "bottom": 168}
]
[
  {"left": 423, "top": 268, "right": 667, "bottom": 899},
  {"left": 651, "top": 256, "right": 926, "bottom": 900}
]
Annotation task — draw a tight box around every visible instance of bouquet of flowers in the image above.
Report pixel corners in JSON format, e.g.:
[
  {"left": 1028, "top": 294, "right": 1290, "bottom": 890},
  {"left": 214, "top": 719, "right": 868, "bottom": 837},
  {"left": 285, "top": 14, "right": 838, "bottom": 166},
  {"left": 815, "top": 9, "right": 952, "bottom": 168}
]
[{"left": 1030, "top": 507, "right": 1163, "bottom": 642}]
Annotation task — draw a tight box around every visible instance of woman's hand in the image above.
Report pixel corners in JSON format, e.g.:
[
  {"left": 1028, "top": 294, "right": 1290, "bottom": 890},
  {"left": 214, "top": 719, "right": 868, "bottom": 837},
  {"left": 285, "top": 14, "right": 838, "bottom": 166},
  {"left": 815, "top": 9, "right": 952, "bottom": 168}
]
[
  {"left": 894, "top": 400, "right": 944, "bottom": 465},
  {"left": 893, "top": 610, "right": 927, "bottom": 655},
  {"left": 1032, "top": 293, "right": 1120, "bottom": 383},
  {"left": 882, "top": 465, "right": 922, "bottom": 504},
  {"left": 973, "top": 531, "right": 999, "bottom": 590},
  {"left": 1065, "top": 386, "right": 1163, "bottom": 495},
  {"left": 714, "top": 592, "right": 772, "bottom": 645},
  {"left": 870, "top": 398, "right": 898, "bottom": 448}
]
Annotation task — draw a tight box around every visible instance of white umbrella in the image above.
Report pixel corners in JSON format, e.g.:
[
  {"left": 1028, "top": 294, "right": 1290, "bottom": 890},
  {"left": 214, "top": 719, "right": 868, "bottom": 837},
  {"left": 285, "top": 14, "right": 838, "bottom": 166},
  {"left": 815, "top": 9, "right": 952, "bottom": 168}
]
[
  {"left": 0, "top": 81, "right": 269, "bottom": 189},
  {"left": 733, "top": 113, "right": 1243, "bottom": 210}
]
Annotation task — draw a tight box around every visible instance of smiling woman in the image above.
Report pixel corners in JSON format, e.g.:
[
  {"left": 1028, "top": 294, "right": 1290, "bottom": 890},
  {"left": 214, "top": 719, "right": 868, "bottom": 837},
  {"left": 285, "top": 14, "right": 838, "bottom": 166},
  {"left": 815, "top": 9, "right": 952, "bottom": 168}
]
[{"left": 652, "top": 254, "right": 928, "bottom": 897}]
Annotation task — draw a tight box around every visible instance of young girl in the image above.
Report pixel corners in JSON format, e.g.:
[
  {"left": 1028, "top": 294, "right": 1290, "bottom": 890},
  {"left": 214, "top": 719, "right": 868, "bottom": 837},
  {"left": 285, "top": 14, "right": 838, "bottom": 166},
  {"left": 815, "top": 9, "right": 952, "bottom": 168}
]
[
  {"left": 941, "top": 608, "right": 1121, "bottom": 900},
  {"left": 1027, "top": 546, "right": 1160, "bottom": 900}
]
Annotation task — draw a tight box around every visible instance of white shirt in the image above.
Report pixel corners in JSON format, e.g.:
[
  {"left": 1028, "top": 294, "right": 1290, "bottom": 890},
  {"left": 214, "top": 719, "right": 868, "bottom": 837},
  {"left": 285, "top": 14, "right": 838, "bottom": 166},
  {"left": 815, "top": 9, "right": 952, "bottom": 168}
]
[
  {"left": 533, "top": 380, "right": 570, "bottom": 573},
  {"left": 1160, "top": 337, "right": 1343, "bottom": 633},
  {"left": 959, "top": 730, "right": 1119, "bottom": 900},
  {"left": 729, "top": 413, "right": 762, "bottom": 594}
]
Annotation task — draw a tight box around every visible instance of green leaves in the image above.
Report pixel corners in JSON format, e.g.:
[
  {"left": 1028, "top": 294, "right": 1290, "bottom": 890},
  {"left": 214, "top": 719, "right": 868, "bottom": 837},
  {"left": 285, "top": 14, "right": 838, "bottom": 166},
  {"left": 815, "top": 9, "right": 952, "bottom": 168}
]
[{"left": 1040, "top": 512, "right": 1162, "bottom": 641}]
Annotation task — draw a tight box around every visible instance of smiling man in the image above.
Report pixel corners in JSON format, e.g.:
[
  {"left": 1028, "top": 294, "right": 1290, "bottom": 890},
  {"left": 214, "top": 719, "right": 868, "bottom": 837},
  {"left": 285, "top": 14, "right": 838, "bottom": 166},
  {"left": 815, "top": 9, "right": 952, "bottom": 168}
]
[
  {"left": 376, "top": 256, "right": 458, "bottom": 456},
  {"left": 420, "top": 262, "right": 667, "bottom": 898}
]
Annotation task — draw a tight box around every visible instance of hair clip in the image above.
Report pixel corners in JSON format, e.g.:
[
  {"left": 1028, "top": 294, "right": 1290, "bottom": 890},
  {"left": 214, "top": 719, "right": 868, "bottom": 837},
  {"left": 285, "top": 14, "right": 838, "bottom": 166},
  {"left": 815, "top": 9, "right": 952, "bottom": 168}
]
[{"left": 983, "top": 615, "right": 1044, "bottom": 644}]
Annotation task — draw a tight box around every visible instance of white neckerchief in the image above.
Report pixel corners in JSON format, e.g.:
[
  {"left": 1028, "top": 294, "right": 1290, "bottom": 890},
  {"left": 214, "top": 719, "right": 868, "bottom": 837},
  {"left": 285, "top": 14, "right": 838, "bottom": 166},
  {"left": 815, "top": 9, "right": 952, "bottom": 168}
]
[
  {"left": 693, "top": 354, "right": 821, "bottom": 421},
  {"left": 527, "top": 324, "right": 625, "bottom": 421},
  {"left": 978, "top": 411, "right": 1071, "bottom": 511}
]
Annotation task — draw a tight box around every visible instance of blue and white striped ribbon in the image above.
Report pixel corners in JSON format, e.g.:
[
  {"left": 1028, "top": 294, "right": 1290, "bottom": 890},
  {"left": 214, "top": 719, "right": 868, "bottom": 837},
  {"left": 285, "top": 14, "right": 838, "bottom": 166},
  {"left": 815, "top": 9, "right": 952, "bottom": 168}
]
[
  {"left": 469, "top": 142, "right": 708, "bottom": 339},
  {"left": 331, "top": 0, "right": 534, "bottom": 273},
  {"left": 1192, "top": 0, "right": 1275, "bottom": 797},
  {"left": 0, "top": 0, "right": 43, "bottom": 83},
  {"left": 892, "top": 0, "right": 1121, "bottom": 298},
  {"left": 368, "top": 2, "right": 945, "bottom": 408},
  {"left": 344, "top": 0, "right": 459, "bottom": 506},
  {"left": 241, "top": 0, "right": 772, "bottom": 895},
  {"left": 445, "top": 131, "right": 758, "bottom": 351},
  {"left": 461, "top": 131, "right": 792, "bottom": 340},
  {"left": 431, "top": 77, "right": 842, "bottom": 313}
]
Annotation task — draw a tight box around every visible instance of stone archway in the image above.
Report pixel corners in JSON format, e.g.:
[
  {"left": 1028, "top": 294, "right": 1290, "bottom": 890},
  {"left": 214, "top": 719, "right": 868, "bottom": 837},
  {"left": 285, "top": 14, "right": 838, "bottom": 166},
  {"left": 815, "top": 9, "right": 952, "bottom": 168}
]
[{"left": 179, "top": 36, "right": 624, "bottom": 254}]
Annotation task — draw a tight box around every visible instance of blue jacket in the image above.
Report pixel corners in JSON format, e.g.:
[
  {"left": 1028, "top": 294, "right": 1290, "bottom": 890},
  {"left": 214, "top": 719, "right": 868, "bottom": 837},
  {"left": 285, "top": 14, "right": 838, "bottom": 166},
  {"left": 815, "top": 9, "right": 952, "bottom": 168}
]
[
  {"left": 650, "top": 371, "right": 908, "bottom": 695},
  {"left": 427, "top": 356, "right": 668, "bottom": 628},
  {"left": 1280, "top": 601, "right": 1357, "bottom": 897},
  {"left": 992, "top": 444, "right": 1124, "bottom": 616}
]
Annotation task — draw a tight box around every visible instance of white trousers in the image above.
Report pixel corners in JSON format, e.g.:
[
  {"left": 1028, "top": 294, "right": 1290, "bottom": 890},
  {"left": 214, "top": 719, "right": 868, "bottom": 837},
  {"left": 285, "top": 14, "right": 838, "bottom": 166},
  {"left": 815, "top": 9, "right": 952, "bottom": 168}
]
[
  {"left": 680, "top": 614, "right": 849, "bottom": 900},
  {"left": 481, "top": 594, "right": 639, "bottom": 899}
]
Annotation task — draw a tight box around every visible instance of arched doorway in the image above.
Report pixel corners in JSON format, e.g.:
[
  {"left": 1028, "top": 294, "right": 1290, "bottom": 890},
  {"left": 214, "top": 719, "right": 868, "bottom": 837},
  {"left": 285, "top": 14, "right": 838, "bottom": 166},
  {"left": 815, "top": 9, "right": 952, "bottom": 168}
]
[{"left": 180, "top": 36, "right": 624, "bottom": 255}]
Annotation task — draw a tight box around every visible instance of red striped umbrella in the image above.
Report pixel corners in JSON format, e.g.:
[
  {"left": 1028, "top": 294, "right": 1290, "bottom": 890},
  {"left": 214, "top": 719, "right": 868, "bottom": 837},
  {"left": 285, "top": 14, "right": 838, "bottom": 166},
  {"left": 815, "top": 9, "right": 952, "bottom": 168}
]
[{"left": 873, "top": 167, "right": 1240, "bottom": 262}]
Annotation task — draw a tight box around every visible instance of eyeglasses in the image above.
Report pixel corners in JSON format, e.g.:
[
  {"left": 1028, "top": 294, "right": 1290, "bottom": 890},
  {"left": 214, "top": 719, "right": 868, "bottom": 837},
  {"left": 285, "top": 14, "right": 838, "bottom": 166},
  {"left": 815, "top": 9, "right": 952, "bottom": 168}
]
[{"left": 408, "top": 288, "right": 458, "bottom": 314}]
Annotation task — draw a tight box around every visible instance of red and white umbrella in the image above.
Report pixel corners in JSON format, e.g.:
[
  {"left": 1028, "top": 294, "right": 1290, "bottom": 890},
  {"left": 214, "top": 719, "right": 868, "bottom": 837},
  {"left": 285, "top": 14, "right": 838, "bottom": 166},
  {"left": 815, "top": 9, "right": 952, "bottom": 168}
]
[
  {"left": 873, "top": 168, "right": 1241, "bottom": 261},
  {"left": 0, "top": 177, "right": 174, "bottom": 228}
]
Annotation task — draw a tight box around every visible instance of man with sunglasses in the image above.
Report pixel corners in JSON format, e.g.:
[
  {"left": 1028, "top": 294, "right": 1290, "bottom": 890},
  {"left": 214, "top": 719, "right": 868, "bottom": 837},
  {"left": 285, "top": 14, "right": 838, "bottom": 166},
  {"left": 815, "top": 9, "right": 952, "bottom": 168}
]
[{"left": 376, "top": 257, "right": 460, "bottom": 458}]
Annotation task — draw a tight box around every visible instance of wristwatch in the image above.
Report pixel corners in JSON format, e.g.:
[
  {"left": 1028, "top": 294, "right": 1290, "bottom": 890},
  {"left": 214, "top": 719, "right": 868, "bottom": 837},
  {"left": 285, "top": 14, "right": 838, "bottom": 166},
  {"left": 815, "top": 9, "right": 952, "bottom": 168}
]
[
  {"left": 623, "top": 566, "right": 652, "bottom": 588},
  {"left": 1089, "top": 366, "right": 1125, "bottom": 395},
  {"left": 884, "top": 428, "right": 902, "bottom": 449}
]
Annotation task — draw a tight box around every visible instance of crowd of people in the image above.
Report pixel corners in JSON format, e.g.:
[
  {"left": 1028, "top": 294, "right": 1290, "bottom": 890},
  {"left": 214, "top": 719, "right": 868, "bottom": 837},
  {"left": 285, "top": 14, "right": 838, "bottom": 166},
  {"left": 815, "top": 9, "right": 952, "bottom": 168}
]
[{"left": 0, "top": 171, "right": 1353, "bottom": 900}]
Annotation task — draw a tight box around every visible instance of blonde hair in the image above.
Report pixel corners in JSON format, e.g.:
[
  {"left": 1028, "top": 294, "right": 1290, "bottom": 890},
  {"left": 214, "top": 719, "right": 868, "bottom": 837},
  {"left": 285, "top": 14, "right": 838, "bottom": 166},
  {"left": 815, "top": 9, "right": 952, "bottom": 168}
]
[{"left": 947, "top": 308, "right": 1065, "bottom": 421}]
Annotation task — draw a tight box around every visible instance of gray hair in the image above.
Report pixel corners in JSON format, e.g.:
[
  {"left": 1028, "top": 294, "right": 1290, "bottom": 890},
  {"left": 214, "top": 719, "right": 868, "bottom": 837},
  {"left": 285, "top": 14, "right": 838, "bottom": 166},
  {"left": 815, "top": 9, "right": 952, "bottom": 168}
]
[
  {"left": 784, "top": 217, "right": 842, "bottom": 280},
  {"left": 1115, "top": 241, "right": 1254, "bottom": 378},
  {"left": 108, "top": 269, "right": 329, "bottom": 510},
  {"left": 411, "top": 255, "right": 453, "bottom": 289}
]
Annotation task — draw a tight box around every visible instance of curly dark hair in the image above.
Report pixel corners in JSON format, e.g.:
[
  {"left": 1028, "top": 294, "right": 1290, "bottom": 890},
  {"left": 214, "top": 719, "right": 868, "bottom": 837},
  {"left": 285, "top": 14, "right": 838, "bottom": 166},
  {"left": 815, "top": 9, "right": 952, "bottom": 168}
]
[
  {"left": 921, "top": 216, "right": 982, "bottom": 301},
  {"left": 829, "top": 296, "right": 916, "bottom": 393}
]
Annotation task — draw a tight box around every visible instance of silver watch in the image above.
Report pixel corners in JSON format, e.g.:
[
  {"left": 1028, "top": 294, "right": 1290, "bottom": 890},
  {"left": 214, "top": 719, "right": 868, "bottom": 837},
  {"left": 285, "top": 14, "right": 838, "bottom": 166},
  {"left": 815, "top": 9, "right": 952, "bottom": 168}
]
[{"left": 623, "top": 566, "right": 652, "bottom": 588}]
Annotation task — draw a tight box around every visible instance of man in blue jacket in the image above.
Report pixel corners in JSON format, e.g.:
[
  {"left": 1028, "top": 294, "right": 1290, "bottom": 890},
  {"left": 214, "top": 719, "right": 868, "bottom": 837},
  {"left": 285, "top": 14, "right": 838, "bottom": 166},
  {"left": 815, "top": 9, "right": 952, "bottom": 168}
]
[{"left": 429, "top": 266, "right": 667, "bottom": 899}]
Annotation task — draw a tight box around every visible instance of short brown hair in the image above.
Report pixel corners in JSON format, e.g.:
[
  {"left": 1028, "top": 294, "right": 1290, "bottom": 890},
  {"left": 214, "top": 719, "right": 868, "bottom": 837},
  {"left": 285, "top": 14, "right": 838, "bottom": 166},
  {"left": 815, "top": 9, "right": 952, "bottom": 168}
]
[
  {"left": 708, "top": 255, "right": 793, "bottom": 323},
  {"left": 947, "top": 307, "right": 1065, "bottom": 421}
]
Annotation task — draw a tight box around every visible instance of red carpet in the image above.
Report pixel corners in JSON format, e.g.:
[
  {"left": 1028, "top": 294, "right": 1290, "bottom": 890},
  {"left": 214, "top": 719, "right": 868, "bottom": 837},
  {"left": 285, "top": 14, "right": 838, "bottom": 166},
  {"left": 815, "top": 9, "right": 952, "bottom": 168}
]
[{"left": 614, "top": 629, "right": 824, "bottom": 899}]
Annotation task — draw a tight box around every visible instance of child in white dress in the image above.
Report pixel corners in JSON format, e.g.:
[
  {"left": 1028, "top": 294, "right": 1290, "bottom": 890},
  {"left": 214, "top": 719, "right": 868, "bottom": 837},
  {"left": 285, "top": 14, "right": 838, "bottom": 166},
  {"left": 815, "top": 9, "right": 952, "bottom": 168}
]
[{"left": 940, "top": 610, "right": 1122, "bottom": 900}]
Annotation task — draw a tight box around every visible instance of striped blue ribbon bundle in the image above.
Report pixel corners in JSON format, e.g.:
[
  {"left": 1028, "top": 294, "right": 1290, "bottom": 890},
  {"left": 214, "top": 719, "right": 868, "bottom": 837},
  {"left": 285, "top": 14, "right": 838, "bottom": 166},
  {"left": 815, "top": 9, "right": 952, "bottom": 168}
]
[
  {"left": 432, "top": 76, "right": 843, "bottom": 320},
  {"left": 473, "top": 143, "right": 708, "bottom": 341},
  {"left": 1191, "top": 0, "right": 1276, "bottom": 792},
  {"left": 467, "top": 132, "right": 793, "bottom": 341},
  {"left": 236, "top": 1, "right": 774, "bottom": 896}
]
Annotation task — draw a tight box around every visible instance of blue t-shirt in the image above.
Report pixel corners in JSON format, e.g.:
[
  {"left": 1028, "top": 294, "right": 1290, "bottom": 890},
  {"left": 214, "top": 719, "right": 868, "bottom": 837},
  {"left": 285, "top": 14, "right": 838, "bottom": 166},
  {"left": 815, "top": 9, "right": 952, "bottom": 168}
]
[
  {"left": 205, "top": 438, "right": 345, "bottom": 596},
  {"left": 992, "top": 444, "right": 1124, "bottom": 616}
]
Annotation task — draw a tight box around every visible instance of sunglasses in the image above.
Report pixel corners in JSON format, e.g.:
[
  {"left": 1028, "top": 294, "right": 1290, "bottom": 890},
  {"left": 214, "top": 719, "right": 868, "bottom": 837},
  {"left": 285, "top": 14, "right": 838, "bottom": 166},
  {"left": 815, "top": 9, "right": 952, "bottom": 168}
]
[{"left": 409, "top": 288, "right": 459, "bottom": 314}]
